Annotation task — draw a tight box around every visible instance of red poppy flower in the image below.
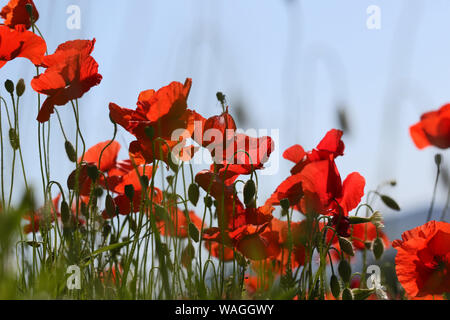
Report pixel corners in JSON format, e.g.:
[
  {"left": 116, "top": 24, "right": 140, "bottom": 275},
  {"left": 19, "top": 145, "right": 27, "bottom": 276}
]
[
  {"left": 157, "top": 207, "right": 203, "bottom": 239},
  {"left": 23, "top": 194, "right": 60, "bottom": 234},
  {"left": 101, "top": 166, "right": 161, "bottom": 218},
  {"left": 67, "top": 140, "right": 125, "bottom": 196},
  {"left": 392, "top": 221, "right": 450, "bottom": 297},
  {"left": 109, "top": 78, "right": 204, "bottom": 165},
  {"left": 351, "top": 222, "right": 389, "bottom": 251},
  {"left": 0, "top": 25, "right": 45, "bottom": 69},
  {"left": 410, "top": 104, "right": 450, "bottom": 149},
  {"left": 0, "top": 0, "right": 38, "bottom": 31},
  {"left": 267, "top": 129, "right": 365, "bottom": 218},
  {"left": 204, "top": 241, "right": 235, "bottom": 262},
  {"left": 31, "top": 39, "right": 102, "bottom": 123}
]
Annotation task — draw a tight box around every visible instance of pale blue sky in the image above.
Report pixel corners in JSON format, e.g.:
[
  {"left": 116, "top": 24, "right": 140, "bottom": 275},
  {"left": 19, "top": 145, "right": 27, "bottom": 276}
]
[{"left": 3, "top": 0, "right": 450, "bottom": 232}]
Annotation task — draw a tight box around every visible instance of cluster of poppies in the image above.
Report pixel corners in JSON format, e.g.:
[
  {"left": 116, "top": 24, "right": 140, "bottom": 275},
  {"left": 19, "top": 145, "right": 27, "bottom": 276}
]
[{"left": 2, "top": 0, "right": 450, "bottom": 300}]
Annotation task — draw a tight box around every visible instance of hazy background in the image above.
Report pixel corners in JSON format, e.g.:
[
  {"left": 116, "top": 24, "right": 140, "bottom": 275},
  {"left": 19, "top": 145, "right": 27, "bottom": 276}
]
[{"left": 2, "top": 0, "right": 450, "bottom": 242}]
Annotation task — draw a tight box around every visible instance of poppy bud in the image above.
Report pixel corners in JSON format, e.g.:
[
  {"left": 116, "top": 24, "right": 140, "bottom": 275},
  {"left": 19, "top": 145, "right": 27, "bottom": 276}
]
[
  {"left": 9, "top": 128, "right": 19, "bottom": 150},
  {"left": 280, "top": 198, "right": 290, "bottom": 211},
  {"left": 181, "top": 243, "right": 196, "bottom": 268},
  {"left": 4, "top": 79, "right": 14, "bottom": 94},
  {"left": 338, "top": 237, "right": 355, "bottom": 256},
  {"left": 102, "top": 223, "right": 111, "bottom": 238},
  {"left": 435, "top": 153, "right": 442, "bottom": 167},
  {"left": 154, "top": 204, "right": 169, "bottom": 221},
  {"left": 342, "top": 287, "right": 353, "bottom": 300},
  {"left": 86, "top": 164, "right": 98, "bottom": 182},
  {"left": 380, "top": 194, "right": 400, "bottom": 211},
  {"left": 364, "top": 241, "right": 372, "bottom": 250},
  {"left": 243, "top": 179, "right": 256, "bottom": 206},
  {"left": 372, "top": 237, "right": 384, "bottom": 260},
  {"left": 348, "top": 216, "right": 370, "bottom": 225},
  {"left": 140, "top": 175, "right": 149, "bottom": 189},
  {"left": 64, "top": 141, "right": 77, "bottom": 162},
  {"left": 124, "top": 184, "right": 135, "bottom": 201},
  {"left": 330, "top": 274, "right": 341, "bottom": 299},
  {"left": 338, "top": 259, "right": 352, "bottom": 283},
  {"left": 94, "top": 187, "right": 103, "bottom": 197},
  {"left": 188, "top": 183, "right": 200, "bottom": 206},
  {"left": 26, "top": 241, "right": 41, "bottom": 248},
  {"left": 60, "top": 200, "right": 70, "bottom": 224},
  {"left": 167, "top": 153, "right": 179, "bottom": 172},
  {"left": 105, "top": 194, "right": 116, "bottom": 218},
  {"left": 188, "top": 222, "right": 200, "bottom": 242},
  {"left": 166, "top": 175, "right": 174, "bottom": 186},
  {"left": 16, "top": 79, "right": 25, "bottom": 97},
  {"left": 204, "top": 196, "right": 213, "bottom": 208},
  {"left": 144, "top": 126, "right": 154, "bottom": 140},
  {"left": 390, "top": 180, "right": 397, "bottom": 187}
]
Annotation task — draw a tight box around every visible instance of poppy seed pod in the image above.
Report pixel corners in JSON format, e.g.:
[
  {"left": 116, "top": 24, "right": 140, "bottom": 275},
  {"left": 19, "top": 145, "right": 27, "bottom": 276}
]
[
  {"left": 280, "top": 198, "right": 290, "bottom": 211},
  {"left": 140, "top": 175, "right": 149, "bottom": 189},
  {"left": 435, "top": 153, "right": 442, "bottom": 166},
  {"left": 16, "top": 79, "right": 25, "bottom": 97},
  {"left": 86, "top": 164, "right": 99, "bottom": 182},
  {"left": 124, "top": 184, "right": 135, "bottom": 201},
  {"left": 4, "top": 79, "right": 14, "bottom": 94}
]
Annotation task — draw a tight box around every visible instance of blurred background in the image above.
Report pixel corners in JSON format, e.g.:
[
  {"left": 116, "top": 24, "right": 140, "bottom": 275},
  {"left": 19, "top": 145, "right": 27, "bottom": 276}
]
[{"left": 2, "top": 0, "right": 450, "bottom": 246}]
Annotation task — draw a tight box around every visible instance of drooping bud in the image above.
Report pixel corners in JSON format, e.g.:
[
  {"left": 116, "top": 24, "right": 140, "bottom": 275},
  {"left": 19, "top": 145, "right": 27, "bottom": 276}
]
[
  {"left": 188, "top": 222, "right": 200, "bottom": 242},
  {"left": 64, "top": 141, "right": 77, "bottom": 162},
  {"left": 124, "top": 184, "right": 135, "bottom": 201},
  {"left": 330, "top": 274, "right": 341, "bottom": 299},
  {"left": 188, "top": 183, "right": 200, "bottom": 206},
  {"left": 352, "top": 288, "right": 375, "bottom": 300},
  {"left": 60, "top": 200, "right": 70, "bottom": 224},
  {"left": 105, "top": 194, "right": 116, "bottom": 218},
  {"left": 338, "top": 259, "right": 352, "bottom": 283},
  {"left": 338, "top": 237, "right": 355, "bottom": 256},
  {"left": 243, "top": 179, "right": 256, "bottom": 206},
  {"left": 372, "top": 237, "right": 384, "bottom": 260}
]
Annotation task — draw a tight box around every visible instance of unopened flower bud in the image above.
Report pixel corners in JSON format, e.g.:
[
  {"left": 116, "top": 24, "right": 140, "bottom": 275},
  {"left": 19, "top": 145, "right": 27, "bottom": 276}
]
[
  {"left": 64, "top": 141, "right": 77, "bottom": 162},
  {"left": 4, "top": 79, "right": 14, "bottom": 94},
  {"left": 188, "top": 183, "right": 199, "bottom": 206},
  {"left": 373, "top": 237, "right": 384, "bottom": 260},
  {"left": 243, "top": 179, "right": 256, "bottom": 206},
  {"left": 16, "top": 79, "right": 25, "bottom": 97},
  {"left": 338, "top": 259, "right": 352, "bottom": 283},
  {"left": 124, "top": 184, "right": 135, "bottom": 201},
  {"left": 342, "top": 287, "right": 353, "bottom": 300},
  {"left": 338, "top": 237, "right": 355, "bottom": 256}
]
